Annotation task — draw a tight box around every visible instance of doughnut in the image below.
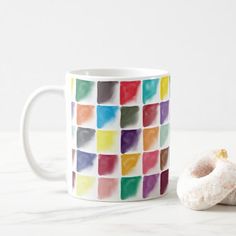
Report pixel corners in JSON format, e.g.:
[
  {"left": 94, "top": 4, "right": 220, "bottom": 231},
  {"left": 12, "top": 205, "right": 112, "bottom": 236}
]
[{"left": 177, "top": 149, "right": 236, "bottom": 210}]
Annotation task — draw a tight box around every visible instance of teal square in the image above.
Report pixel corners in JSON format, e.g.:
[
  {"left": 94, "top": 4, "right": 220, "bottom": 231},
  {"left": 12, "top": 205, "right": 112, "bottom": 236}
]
[
  {"left": 142, "top": 79, "right": 159, "bottom": 104},
  {"left": 121, "top": 176, "right": 141, "bottom": 200},
  {"left": 160, "top": 124, "right": 169, "bottom": 148},
  {"left": 76, "top": 79, "right": 95, "bottom": 102}
]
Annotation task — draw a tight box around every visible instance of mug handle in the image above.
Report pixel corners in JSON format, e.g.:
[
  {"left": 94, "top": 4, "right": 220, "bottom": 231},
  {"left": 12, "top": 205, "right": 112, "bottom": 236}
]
[{"left": 20, "top": 86, "right": 65, "bottom": 181}]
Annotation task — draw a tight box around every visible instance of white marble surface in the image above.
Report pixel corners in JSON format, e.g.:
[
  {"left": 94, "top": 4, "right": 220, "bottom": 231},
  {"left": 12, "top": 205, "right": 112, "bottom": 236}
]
[{"left": 0, "top": 131, "right": 236, "bottom": 235}]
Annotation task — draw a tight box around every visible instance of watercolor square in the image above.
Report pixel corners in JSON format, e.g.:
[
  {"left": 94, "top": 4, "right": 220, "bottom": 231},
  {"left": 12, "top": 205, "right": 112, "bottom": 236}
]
[
  {"left": 160, "top": 101, "right": 169, "bottom": 125},
  {"left": 72, "top": 149, "right": 76, "bottom": 170},
  {"left": 76, "top": 150, "right": 97, "bottom": 174},
  {"left": 97, "top": 105, "right": 119, "bottom": 129},
  {"left": 160, "top": 147, "right": 169, "bottom": 171},
  {"left": 77, "top": 104, "right": 95, "bottom": 128},
  {"left": 160, "top": 124, "right": 169, "bottom": 148},
  {"left": 121, "top": 129, "right": 141, "bottom": 154},
  {"left": 97, "top": 81, "right": 119, "bottom": 104},
  {"left": 71, "top": 102, "right": 76, "bottom": 123},
  {"left": 97, "top": 130, "right": 119, "bottom": 153},
  {"left": 72, "top": 171, "right": 76, "bottom": 191},
  {"left": 143, "top": 174, "right": 159, "bottom": 199},
  {"left": 98, "top": 154, "right": 118, "bottom": 176},
  {"left": 70, "top": 77, "right": 76, "bottom": 100},
  {"left": 120, "top": 81, "right": 141, "bottom": 105},
  {"left": 160, "top": 169, "right": 169, "bottom": 195},
  {"left": 75, "top": 174, "right": 97, "bottom": 198},
  {"left": 75, "top": 79, "right": 96, "bottom": 103},
  {"left": 121, "top": 176, "right": 142, "bottom": 200},
  {"left": 71, "top": 125, "right": 77, "bottom": 148},
  {"left": 160, "top": 76, "right": 169, "bottom": 101},
  {"left": 143, "top": 127, "right": 159, "bottom": 151},
  {"left": 121, "top": 153, "right": 141, "bottom": 176},
  {"left": 143, "top": 150, "right": 159, "bottom": 175},
  {"left": 77, "top": 127, "right": 96, "bottom": 152},
  {"left": 98, "top": 178, "right": 119, "bottom": 200},
  {"left": 143, "top": 103, "right": 159, "bottom": 127},
  {"left": 142, "top": 78, "right": 159, "bottom": 104},
  {"left": 120, "top": 106, "right": 141, "bottom": 128}
]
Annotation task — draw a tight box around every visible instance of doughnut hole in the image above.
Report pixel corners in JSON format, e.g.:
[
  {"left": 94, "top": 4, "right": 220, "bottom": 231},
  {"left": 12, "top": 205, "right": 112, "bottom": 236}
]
[{"left": 191, "top": 159, "right": 215, "bottom": 178}]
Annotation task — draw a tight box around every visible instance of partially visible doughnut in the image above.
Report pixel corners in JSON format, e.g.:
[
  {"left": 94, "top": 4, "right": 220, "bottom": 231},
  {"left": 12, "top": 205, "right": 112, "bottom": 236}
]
[{"left": 177, "top": 149, "right": 236, "bottom": 210}]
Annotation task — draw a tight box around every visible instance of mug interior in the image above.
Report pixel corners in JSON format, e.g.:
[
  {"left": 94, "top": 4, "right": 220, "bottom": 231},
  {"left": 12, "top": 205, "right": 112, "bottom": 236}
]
[{"left": 68, "top": 68, "right": 169, "bottom": 81}]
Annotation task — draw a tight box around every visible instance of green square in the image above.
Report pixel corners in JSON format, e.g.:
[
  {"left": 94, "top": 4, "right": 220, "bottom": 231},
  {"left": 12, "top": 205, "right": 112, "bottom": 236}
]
[
  {"left": 120, "top": 106, "right": 139, "bottom": 128},
  {"left": 160, "top": 124, "right": 169, "bottom": 147},
  {"left": 76, "top": 79, "right": 94, "bottom": 102},
  {"left": 142, "top": 79, "right": 159, "bottom": 104},
  {"left": 121, "top": 176, "right": 141, "bottom": 200}
]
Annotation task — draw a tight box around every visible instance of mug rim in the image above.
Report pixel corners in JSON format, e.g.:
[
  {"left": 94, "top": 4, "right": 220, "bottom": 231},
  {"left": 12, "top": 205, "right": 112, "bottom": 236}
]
[{"left": 67, "top": 67, "right": 169, "bottom": 81}]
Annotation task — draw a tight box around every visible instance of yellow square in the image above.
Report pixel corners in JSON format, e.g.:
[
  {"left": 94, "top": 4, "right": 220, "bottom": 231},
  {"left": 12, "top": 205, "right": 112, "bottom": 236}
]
[
  {"left": 97, "top": 130, "right": 119, "bottom": 153},
  {"left": 160, "top": 76, "right": 169, "bottom": 100},
  {"left": 76, "top": 175, "right": 95, "bottom": 196},
  {"left": 121, "top": 153, "right": 141, "bottom": 176}
]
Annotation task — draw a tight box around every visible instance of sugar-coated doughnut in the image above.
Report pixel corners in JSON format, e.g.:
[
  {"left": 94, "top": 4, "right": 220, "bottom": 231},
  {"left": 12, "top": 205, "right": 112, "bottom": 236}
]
[{"left": 177, "top": 149, "right": 236, "bottom": 210}]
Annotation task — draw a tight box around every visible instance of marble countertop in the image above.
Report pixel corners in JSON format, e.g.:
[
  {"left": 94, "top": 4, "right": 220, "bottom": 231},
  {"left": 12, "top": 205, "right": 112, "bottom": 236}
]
[{"left": 1, "top": 131, "right": 236, "bottom": 235}]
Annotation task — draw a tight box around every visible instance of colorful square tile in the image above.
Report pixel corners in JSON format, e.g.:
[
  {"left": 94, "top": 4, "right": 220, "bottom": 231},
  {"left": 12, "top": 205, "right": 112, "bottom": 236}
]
[
  {"left": 72, "top": 125, "right": 76, "bottom": 147},
  {"left": 121, "top": 129, "right": 141, "bottom": 154},
  {"left": 160, "top": 169, "right": 169, "bottom": 195},
  {"left": 160, "top": 76, "right": 169, "bottom": 101},
  {"left": 70, "top": 78, "right": 76, "bottom": 99},
  {"left": 71, "top": 102, "right": 76, "bottom": 123},
  {"left": 97, "top": 105, "right": 119, "bottom": 129},
  {"left": 142, "top": 78, "right": 159, "bottom": 104},
  {"left": 121, "top": 153, "right": 141, "bottom": 176},
  {"left": 98, "top": 178, "right": 119, "bottom": 200},
  {"left": 76, "top": 150, "right": 97, "bottom": 174},
  {"left": 77, "top": 127, "right": 96, "bottom": 152},
  {"left": 97, "top": 81, "right": 119, "bottom": 104},
  {"left": 121, "top": 176, "right": 142, "bottom": 200},
  {"left": 75, "top": 174, "right": 96, "bottom": 197},
  {"left": 143, "top": 127, "right": 159, "bottom": 151},
  {"left": 143, "top": 174, "right": 159, "bottom": 199},
  {"left": 160, "top": 124, "right": 169, "bottom": 148},
  {"left": 120, "top": 106, "right": 141, "bottom": 128},
  {"left": 77, "top": 104, "right": 95, "bottom": 127},
  {"left": 97, "top": 130, "right": 119, "bottom": 153},
  {"left": 160, "top": 101, "right": 169, "bottom": 125},
  {"left": 98, "top": 154, "right": 118, "bottom": 176},
  {"left": 160, "top": 147, "right": 169, "bottom": 171},
  {"left": 143, "top": 150, "right": 159, "bottom": 174},
  {"left": 76, "top": 79, "right": 96, "bottom": 103},
  {"left": 143, "top": 103, "right": 159, "bottom": 127},
  {"left": 120, "top": 81, "right": 141, "bottom": 105},
  {"left": 72, "top": 171, "right": 76, "bottom": 190},
  {"left": 72, "top": 149, "right": 76, "bottom": 170}
]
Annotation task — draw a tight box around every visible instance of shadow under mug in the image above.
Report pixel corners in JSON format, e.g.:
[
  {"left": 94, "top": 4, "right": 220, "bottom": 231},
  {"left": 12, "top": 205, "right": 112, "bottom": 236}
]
[{"left": 21, "top": 68, "right": 170, "bottom": 201}]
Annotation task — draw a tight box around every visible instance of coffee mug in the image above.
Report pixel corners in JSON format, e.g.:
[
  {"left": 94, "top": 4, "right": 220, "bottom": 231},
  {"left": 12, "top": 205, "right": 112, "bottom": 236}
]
[{"left": 21, "top": 68, "right": 170, "bottom": 201}]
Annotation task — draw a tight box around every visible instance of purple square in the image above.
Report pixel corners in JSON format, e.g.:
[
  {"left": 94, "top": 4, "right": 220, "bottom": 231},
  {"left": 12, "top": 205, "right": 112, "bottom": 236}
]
[
  {"left": 121, "top": 129, "right": 141, "bottom": 153},
  {"left": 160, "top": 101, "right": 169, "bottom": 124},
  {"left": 143, "top": 174, "right": 159, "bottom": 198}
]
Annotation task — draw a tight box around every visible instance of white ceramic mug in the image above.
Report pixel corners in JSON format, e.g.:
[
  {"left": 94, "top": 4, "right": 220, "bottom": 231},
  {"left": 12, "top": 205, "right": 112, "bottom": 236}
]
[{"left": 21, "top": 68, "right": 170, "bottom": 201}]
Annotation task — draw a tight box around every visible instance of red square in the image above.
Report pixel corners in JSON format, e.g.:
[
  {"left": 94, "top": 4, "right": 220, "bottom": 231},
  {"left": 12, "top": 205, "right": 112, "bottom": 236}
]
[
  {"left": 143, "top": 103, "right": 159, "bottom": 127},
  {"left": 98, "top": 154, "right": 117, "bottom": 175},
  {"left": 120, "top": 81, "right": 141, "bottom": 105}
]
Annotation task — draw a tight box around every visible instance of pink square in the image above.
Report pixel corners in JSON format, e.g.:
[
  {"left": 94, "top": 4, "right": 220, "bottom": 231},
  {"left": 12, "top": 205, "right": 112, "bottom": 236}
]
[
  {"left": 98, "top": 178, "right": 118, "bottom": 199},
  {"left": 143, "top": 150, "right": 159, "bottom": 174}
]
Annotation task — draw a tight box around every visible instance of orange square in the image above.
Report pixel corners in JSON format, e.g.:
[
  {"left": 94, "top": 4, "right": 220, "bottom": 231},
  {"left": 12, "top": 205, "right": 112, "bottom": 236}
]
[
  {"left": 77, "top": 104, "right": 95, "bottom": 126},
  {"left": 143, "top": 127, "right": 159, "bottom": 151}
]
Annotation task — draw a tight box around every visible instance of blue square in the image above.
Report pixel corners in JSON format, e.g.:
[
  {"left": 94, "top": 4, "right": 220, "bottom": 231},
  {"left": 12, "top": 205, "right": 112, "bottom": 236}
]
[{"left": 97, "top": 105, "right": 119, "bottom": 129}]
